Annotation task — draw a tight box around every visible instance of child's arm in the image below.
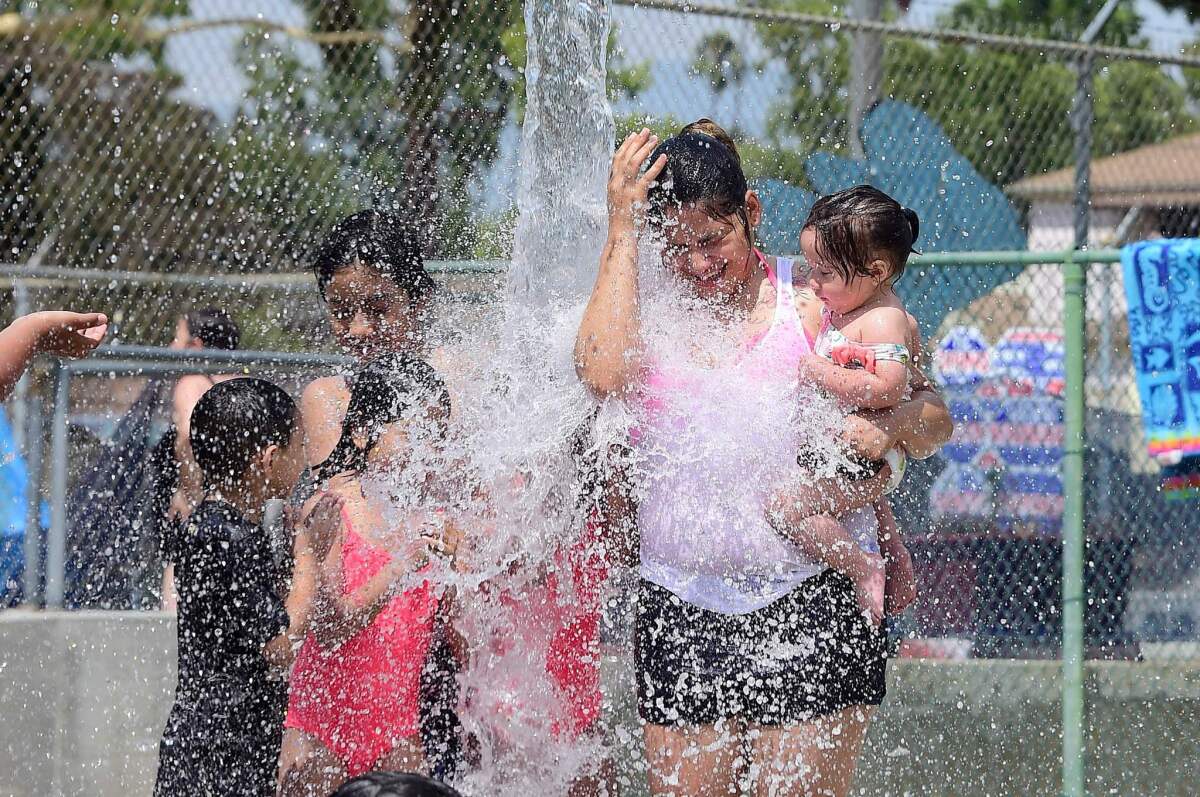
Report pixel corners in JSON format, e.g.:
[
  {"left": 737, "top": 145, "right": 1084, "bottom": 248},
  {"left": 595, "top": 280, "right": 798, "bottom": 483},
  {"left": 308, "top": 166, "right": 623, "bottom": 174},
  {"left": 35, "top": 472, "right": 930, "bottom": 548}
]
[
  {"left": 594, "top": 445, "right": 639, "bottom": 568},
  {"left": 309, "top": 502, "right": 452, "bottom": 650},
  {"left": 300, "top": 377, "right": 349, "bottom": 467},
  {"left": 311, "top": 535, "right": 426, "bottom": 649},
  {"left": 0, "top": 311, "right": 107, "bottom": 401},
  {"left": 283, "top": 526, "right": 318, "bottom": 645},
  {"left": 172, "top": 375, "right": 213, "bottom": 508},
  {"left": 875, "top": 499, "right": 917, "bottom": 616},
  {"left": 800, "top": 306, "right": 910, "bottom": 409}
]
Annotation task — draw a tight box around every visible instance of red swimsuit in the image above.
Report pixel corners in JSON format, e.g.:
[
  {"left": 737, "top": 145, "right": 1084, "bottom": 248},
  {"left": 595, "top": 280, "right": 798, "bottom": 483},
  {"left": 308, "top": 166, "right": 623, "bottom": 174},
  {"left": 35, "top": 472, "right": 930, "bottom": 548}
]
[{"left": 286, "top": 517, "right": 437, "bottom": 776}]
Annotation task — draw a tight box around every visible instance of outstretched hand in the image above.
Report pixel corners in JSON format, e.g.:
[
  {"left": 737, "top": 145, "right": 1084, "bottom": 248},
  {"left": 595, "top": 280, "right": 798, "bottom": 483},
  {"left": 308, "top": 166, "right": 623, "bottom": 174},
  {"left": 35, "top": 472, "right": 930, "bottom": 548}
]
[
  {"left": 25, "top": 311, "right": 108, "bottom": 358},
  {"left": 607, "top": 128, "right": 668, "bottom": 227}
]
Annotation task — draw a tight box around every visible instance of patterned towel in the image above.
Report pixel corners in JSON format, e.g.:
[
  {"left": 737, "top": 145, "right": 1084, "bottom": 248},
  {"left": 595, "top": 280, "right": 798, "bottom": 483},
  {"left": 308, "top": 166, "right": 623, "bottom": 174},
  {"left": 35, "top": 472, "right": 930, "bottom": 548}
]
[{"left": 1121, "top": 240, "right": 1200, "bottom": 493}]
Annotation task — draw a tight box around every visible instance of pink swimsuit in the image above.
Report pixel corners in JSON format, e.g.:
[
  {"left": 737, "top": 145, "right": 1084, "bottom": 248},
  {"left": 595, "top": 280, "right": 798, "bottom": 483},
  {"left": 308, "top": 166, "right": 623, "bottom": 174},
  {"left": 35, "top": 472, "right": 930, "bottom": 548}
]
[{"left": 286, "top": 513, "right": 438, "bottom": 776}]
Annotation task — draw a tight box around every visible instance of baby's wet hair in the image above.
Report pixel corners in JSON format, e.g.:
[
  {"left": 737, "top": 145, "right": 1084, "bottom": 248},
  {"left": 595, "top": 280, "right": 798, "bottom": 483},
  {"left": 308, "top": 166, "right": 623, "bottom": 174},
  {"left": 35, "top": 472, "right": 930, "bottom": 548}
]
[
  {"left": 804, "top": 185, "right": 920, "bottom": 284},
  {"left": 647, "top": 118, "right": 751, "bottom": 243},
  {"left": 313, "top": 209, "right": 435, "bottom": 304},
  {"left": 190, "top": 378, "right": 298, "bottom": 489},
  {"left": 315, "top": 353, "right": 451, "bottom": 482}
]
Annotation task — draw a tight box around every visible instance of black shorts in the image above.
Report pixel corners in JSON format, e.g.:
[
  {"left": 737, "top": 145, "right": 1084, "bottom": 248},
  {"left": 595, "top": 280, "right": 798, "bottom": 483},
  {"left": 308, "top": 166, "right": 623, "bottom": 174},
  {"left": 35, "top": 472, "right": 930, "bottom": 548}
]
[{"left": 636, "top": 571, "right": 887, "bottom": 727}]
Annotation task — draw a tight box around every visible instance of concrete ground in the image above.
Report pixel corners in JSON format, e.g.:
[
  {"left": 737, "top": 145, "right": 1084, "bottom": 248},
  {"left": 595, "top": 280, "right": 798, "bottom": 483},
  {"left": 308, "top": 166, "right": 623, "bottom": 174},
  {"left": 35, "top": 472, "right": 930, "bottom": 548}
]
[{"left": 1, "top": 612, "right": 1197, "bottom": 796}]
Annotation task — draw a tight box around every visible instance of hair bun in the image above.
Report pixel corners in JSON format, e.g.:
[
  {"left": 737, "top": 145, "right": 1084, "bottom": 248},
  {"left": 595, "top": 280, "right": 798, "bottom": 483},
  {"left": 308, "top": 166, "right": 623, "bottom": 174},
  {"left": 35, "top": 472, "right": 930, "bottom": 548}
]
[
  {"left": 680, "top": 117, "right": 741, "bottom": 168},
  {"left": 902, "top": 207, "right": 920, "bottom": 245}
]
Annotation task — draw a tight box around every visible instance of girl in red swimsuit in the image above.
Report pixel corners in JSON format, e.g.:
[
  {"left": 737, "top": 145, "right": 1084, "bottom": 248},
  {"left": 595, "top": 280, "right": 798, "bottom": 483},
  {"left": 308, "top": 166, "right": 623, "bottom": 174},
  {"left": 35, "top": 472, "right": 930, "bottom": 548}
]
[{"left": 281, "top": 354, "right": 460, "bottom": 797}]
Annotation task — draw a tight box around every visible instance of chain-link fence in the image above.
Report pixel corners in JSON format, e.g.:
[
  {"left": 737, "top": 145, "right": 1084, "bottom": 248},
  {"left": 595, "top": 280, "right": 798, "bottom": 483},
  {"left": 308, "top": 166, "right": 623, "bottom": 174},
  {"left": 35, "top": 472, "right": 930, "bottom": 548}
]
[{"left": 1, "top": 0, "right": 1199, "bottom": 793}]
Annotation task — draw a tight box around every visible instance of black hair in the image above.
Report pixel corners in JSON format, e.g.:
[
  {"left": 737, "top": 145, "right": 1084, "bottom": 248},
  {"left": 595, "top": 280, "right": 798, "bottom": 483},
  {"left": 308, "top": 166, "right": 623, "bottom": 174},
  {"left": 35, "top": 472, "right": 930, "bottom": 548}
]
[
  {"left": 330, "top": 772, "right": 463, "bottom": 797},
  {"left": 803, "top": 184, "right": 920, "bottom": 283},
  {"left": 646, "top": 120, "right": 751, "bottom": 244},
  {"left": 313, "top": 209, "right": 435, "bottom": 304},
  {"left": 190, "top": 378, "right": 298, "bottom": 489},
  {"left": 679, "top": 118, "right": 742, "bottom": 169},
  {"left": 184, "top": 307, "right": 240, "bottom": 350},
  {"left": 315, "top": 353, "right": 451, "bottom": 482}
]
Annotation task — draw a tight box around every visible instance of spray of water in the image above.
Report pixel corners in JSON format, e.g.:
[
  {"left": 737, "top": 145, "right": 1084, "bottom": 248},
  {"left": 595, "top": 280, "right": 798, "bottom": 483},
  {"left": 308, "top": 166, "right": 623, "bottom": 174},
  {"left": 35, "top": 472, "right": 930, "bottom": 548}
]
[
  {"left": 367, "top": 2, "right": 856, "bottom": 793},
  {"left": 405, "top": 2, "right": 619, "bottom": 793}
]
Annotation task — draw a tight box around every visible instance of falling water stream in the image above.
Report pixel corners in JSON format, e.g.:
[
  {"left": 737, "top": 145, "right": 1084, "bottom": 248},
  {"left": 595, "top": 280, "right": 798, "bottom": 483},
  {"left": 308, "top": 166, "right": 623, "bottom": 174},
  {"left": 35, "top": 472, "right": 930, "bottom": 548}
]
[{"left": 406, "top": 2, "right": 620, "bottom": 793}]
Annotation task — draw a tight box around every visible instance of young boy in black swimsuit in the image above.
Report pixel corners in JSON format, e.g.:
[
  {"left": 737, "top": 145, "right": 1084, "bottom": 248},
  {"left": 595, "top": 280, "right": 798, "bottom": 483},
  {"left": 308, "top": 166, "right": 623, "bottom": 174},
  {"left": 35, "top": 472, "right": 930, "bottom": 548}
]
[{"left": 154, "top": 378, "right": 339, "bottom": 797}]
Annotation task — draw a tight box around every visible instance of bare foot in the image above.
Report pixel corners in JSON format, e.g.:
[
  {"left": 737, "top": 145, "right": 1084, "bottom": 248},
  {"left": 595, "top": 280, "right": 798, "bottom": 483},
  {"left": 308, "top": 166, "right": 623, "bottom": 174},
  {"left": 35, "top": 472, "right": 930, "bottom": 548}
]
[{"left": 853, "top": 554, "right": 886, "bottom": 627}]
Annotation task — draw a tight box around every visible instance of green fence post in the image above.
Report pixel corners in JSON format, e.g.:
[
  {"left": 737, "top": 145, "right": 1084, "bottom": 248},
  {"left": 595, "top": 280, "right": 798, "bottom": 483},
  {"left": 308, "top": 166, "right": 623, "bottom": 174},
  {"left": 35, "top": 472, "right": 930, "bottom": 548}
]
[{"left": 1061, "top": 249, "right": 1087, "bottom": 797}]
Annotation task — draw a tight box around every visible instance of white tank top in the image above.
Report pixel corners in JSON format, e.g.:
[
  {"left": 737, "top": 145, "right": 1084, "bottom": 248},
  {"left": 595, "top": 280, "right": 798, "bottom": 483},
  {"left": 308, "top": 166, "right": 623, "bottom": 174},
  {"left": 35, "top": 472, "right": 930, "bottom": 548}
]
[{"left": 635, "top": 256, "right": 838, "bottom": 615}]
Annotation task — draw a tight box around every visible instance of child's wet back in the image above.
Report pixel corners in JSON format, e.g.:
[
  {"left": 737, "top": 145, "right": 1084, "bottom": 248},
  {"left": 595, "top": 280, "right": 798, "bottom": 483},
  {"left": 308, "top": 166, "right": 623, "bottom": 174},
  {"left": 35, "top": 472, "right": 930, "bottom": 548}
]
[{"left": 170, "top": 500, "right": 288, "bottom": 697}]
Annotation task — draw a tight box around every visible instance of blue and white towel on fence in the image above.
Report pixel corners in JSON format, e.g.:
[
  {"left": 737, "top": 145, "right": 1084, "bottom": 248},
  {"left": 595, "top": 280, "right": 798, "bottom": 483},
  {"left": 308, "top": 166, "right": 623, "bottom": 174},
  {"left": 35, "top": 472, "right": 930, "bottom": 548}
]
[{"left": 1121, "top": 239, "right": 1200, "bottom": 494}]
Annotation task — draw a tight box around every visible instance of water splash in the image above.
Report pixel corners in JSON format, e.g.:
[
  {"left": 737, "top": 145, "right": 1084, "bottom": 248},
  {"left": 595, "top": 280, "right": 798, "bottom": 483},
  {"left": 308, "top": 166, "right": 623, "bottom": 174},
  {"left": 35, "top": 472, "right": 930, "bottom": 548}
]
[
  {"left": 508, "top": 0, "right": 615, "bottom": 314},
  {"left": 431, "top": 2, "right": 618, "bottom": 793}
]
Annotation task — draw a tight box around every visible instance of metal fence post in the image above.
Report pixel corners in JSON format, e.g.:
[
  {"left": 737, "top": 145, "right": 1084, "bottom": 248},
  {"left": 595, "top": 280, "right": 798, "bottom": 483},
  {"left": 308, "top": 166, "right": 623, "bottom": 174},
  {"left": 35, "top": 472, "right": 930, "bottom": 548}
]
[
  {"left": 1061, "top": 248, "right": 1087, "bottom": 797},
  {"left": 44, "top": 364, "right": 72, "bottom": 610},
  {"left": 21, "top": 393, "right": 44, "bottom": 606},
  {"left": 1063, "top": 1, "right": 1108, "bottom": 782}
]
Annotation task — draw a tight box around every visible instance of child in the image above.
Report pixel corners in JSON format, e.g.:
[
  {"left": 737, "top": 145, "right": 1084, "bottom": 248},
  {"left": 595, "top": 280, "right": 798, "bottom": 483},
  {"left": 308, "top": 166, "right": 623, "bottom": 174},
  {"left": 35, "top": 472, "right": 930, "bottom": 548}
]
[
  {"left": 770, "top": 185, "right": 920, "bottom": 624},
  {"left": 302, "top": 210, "right": 437, "bottom": 466},
  {"left": 169, "top": 307, "right": 242, "bottom": 519},
  {"left": 330, "top": 771, "right": 464, "bottom": 797},
  {"left": 154, "top": 378, "right": 336, "bottom": 797},
  {"left": 0, "top": 310, "right": 107, "bottom": 400},
  {"left": 282, "top": 354, "right": 459, "bottom": 797},
  {"left": 162, "top": 307, "right": 243, "bottom": 609},
  {"left": 284, "top": 210, "right": 463, "bottom": 785}
]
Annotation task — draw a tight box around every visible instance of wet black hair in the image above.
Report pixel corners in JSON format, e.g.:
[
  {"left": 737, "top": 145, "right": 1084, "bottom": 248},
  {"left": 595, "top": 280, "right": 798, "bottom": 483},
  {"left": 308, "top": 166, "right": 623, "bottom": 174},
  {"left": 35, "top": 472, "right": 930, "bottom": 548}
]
[
  {"left": 330, "top": 772, "right": 463, "bottom": 797},
  {"left": 190, "top": 378, "right": 298, "bottom": 489},
  {"left": 184, "top": 307, "right": 240, "bottom": 350},
  {"left": 313, "top": 209, "right": 435, "bottom": 304},
  {"left": 647, "top": 119, "right": 751, "bottom": 243},
  {"left": 315, "top": 353, "right": 451, "bottom": 482},
  {"left": 803, "top": 184, "right": 920, "bottom": 283}
]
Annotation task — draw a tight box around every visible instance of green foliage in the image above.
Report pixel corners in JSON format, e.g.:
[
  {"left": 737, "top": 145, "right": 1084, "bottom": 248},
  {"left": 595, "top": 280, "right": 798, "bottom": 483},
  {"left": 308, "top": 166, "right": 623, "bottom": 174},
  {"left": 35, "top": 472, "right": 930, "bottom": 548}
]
[
  {"left": 941, "top": 0, "right": 1144, "bottom": 46},
  {"left": 1093, "top": 58, "right": 1197, "bottom": 157},
  {"left": 1157, "top": 0, "right": 1200, "bottom": 19},
  {"left": 229, "top": 1, "right": 527, "bottom": 257},
  {"left": 755, "top": 0, "right": 1199, "bottom": 188},
  {"left": 18, "top": 0, "right": 190, "bottom": 72},
  {"left": 692, "top": 31, "right": 747, "bottom": 94}
]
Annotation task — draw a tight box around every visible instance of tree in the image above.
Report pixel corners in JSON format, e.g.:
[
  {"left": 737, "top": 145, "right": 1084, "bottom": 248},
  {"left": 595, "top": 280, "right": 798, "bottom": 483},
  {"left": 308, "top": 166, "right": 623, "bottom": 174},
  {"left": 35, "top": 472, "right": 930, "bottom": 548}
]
[
  {"left": 236, "top": 2, "right": 649, "bottom": 259},
  {"left": 693, "top": 31, "right": 747, "bottom": 96},
  {"left": 756, "top": 0, "right": 1198, "bottom": 189}
]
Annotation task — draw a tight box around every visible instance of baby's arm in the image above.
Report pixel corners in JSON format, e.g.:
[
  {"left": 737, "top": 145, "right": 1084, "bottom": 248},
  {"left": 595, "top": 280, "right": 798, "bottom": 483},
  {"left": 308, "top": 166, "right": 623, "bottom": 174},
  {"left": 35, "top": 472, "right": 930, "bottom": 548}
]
[{"left": 801, "top": 305, "right": 910, "bottom": 409}]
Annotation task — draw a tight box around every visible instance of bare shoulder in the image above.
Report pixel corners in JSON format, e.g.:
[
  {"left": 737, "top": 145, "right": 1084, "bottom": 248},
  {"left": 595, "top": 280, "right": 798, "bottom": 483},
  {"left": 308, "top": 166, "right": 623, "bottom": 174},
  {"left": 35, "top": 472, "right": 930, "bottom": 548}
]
[
  {"left": 853, "top": 304, "right": 909, "bottom": 344},
  {"left": 301, "top": 376, "right": 349, "bottom": 416},
  {"left": 173, "top": 374, "right": 213, "bottom": 411},
  {"left": 905, "top": 312, "right": 923, "bottom": 351}
]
